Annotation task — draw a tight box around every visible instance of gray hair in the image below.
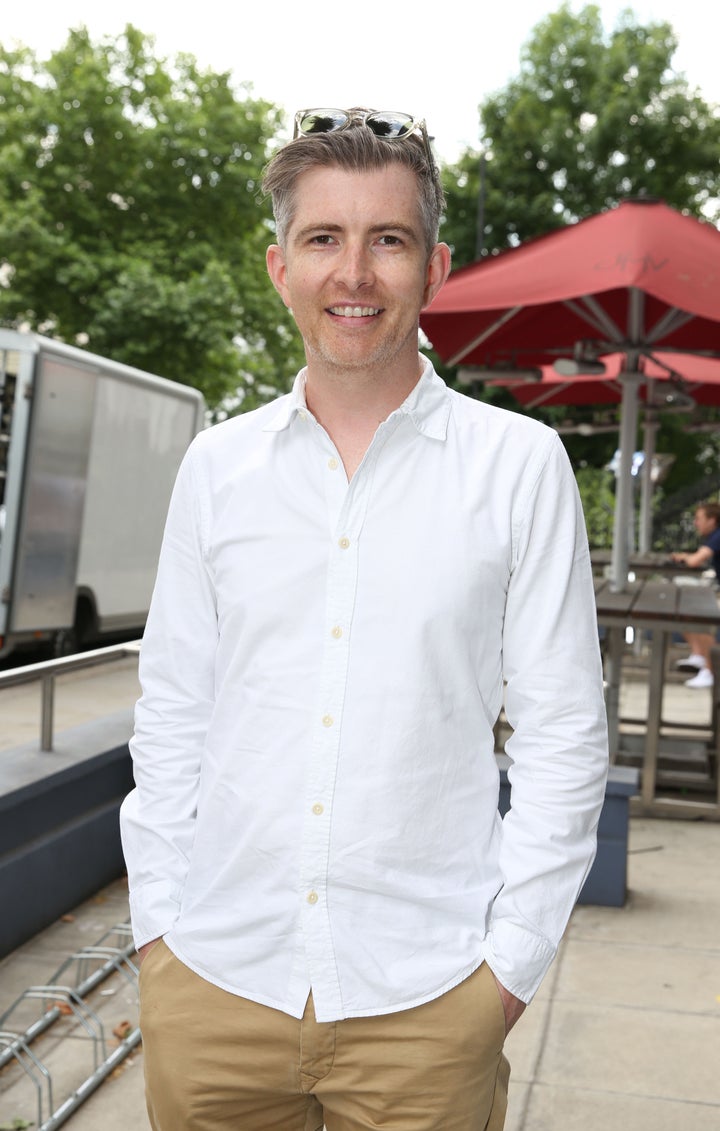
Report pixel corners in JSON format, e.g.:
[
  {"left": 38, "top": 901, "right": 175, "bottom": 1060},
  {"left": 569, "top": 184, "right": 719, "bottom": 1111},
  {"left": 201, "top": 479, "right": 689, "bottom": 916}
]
[{"left": 262, "top": 113, "right": 445, "bottom": 254}]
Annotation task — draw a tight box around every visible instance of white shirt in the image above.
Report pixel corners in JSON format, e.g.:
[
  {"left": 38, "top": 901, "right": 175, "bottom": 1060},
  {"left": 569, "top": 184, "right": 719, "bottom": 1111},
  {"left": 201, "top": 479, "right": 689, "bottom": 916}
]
[{"left": 120, "top": 359, "right": 608, "bottom": 1022}]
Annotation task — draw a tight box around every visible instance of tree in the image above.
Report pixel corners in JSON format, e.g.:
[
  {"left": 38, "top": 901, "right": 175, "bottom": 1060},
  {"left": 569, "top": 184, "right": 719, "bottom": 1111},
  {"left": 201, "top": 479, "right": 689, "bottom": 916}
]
[
  {"left": 0, "top": 26, "right": 304, "bottom": 409},
  {"left": 432, "top": 3, "right": 720, "bottom": 539},
  {"left": 441, "top": 4, "right": 720, "bottom": 267}
]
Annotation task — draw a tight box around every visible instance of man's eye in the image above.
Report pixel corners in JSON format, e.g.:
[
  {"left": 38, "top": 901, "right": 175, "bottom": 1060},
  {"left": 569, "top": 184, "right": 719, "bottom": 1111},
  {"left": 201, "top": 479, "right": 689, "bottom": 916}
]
[
  {"left": 311, "top": 234, "right": 334, "bottom": 245},
  {"left": 378, "top": 235, "right": 402, "bottom": 246}
]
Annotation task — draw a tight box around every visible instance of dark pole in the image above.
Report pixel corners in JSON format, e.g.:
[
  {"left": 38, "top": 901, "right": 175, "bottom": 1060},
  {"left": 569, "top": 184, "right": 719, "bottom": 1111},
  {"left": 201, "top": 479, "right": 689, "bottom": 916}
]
[{"left": 475, "top": 152, "right": 487, "bottom": 259}]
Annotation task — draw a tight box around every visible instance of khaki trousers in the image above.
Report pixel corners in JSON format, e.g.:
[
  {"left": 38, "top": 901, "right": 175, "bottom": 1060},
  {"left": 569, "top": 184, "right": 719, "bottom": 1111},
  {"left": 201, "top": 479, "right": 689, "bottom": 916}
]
[{"left": 139, "top": 941, "right": 511, "bottom": 1131}]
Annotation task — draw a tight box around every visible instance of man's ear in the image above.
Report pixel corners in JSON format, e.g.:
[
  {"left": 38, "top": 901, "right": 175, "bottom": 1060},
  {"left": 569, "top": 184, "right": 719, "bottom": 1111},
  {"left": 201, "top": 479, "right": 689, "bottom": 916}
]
[
  {"left": 266, "top": 244, "right": 290, "bottom": 306},
  {"left": 422, "top": 242, "right": 452, "bottom": 309}
]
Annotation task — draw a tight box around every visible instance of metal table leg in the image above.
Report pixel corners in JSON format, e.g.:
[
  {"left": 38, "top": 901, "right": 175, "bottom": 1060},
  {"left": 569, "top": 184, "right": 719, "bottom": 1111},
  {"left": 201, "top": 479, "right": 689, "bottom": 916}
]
[
  {"left": 642, "top": 628, "right": 668, "bottom": 808},
  {"left": 604, "top": 626, "right": 624, "bottom": 760}
]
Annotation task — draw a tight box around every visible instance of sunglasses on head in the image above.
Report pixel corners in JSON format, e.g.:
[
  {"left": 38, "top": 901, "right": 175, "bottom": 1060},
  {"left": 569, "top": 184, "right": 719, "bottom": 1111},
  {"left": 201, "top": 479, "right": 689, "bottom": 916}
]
[{"left": 293, "top": 108, "right": 434, "bottom": 167}]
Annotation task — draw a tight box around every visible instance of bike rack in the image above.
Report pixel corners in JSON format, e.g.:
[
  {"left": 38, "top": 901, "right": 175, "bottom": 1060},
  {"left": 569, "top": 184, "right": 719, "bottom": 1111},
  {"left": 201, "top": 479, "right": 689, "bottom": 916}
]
[{"left": 0, "top": 920, "right": 141, "bottom": 1129}]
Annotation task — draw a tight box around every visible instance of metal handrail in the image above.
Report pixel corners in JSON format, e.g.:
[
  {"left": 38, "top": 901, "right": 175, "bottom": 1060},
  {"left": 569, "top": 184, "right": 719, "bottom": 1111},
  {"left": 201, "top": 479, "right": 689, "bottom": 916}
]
[{"left": 0, "top": 641, "right": 141, "bottom": 752}]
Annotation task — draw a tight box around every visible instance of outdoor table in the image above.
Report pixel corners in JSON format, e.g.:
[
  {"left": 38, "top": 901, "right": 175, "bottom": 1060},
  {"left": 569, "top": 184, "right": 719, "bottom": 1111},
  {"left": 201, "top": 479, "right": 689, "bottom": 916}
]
[
  {"left": 594, "top": 576, "right": 720, "bottom": 817},
  {"left": 590, "top": 549, "right": 701, "bottom": 579}
]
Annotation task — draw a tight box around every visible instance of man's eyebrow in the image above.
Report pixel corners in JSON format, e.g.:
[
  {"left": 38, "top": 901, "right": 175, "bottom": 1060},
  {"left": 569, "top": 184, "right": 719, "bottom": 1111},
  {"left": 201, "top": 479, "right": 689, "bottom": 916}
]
[
  {"left": 292, "top": 222, "right": 343, "bottom": 240},
  {"left": 368, "top": 222, "right": 421, "bottom": 240},
  {"left": 292, "top": 221, "right": 421, "bottom": 241}
]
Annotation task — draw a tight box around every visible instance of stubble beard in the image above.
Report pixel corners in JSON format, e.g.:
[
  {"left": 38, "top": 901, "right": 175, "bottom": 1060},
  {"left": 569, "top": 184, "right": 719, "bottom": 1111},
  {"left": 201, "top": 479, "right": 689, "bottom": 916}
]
[{"left": 303, "top": 318, "right": 421, "bottom": 381}]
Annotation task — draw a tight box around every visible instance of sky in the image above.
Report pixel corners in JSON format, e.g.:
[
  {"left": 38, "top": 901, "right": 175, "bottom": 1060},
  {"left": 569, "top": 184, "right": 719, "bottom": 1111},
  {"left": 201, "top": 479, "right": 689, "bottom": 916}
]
[{"left": 3, "top": 1, "right": 718, "bottom": 163}]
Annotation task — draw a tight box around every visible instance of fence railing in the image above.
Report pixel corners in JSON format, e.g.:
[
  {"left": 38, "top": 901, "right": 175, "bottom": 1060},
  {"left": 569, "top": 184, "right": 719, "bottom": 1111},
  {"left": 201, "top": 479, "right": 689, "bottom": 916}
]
[{"left": 0, "top": 642, "right": 141, "bottom": 752}]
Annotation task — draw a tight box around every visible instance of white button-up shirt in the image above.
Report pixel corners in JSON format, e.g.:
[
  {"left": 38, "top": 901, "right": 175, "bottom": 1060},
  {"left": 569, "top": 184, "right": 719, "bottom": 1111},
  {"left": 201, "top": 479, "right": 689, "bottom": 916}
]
[{"left": 120, "top": 359, "right": 608, "bottom": 1022}]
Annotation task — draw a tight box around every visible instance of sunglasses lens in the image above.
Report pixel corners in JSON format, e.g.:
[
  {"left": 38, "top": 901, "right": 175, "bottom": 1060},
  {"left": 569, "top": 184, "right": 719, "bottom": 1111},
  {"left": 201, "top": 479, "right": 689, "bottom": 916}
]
[
  {"left": 294, "top": 109, "right": 430, "bottom": 163},
  {"left": 298, "top": 109, "right": 350, "bottom": 135},
  {"left": 366, "top": 112, "right": 416, "bottom": 139}
]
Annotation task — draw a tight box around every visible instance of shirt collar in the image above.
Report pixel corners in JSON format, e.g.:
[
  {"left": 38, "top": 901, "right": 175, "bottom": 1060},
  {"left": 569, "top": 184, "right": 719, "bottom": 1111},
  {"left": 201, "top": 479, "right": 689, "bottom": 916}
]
[
  {"left": 398, "top": 357, "right": 451, "bottom": 441},
  {"left": 263, "top": 370, "right": 310, "bottom": 432},
  {"left": 263, "top": 356, "right": 451, "bottom": 440}
]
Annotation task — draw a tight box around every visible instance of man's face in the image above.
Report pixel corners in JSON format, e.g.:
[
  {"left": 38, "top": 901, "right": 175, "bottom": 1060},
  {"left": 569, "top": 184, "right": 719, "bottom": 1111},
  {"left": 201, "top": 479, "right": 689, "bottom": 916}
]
[
  {"left": 266, "top": 163, "right": 450, "bottom": 379},
  {"left": 694, "top": 508, "right": 717, "bottom": 536}
]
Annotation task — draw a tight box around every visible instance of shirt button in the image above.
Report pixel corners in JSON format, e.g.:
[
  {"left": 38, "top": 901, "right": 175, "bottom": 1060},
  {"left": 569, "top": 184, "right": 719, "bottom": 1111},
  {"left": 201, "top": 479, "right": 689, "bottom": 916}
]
[
  {"left": 331, "top": 625, "right": 343, "bottom": 639},
  {"left": 298, "top": 410, "right": 308, "bottom": 421},
  {"left": 307, "top": 891, "right": 319, "bottom": 905},
  {"left": 338, "top": 536, "right": 350, "bottom": 550},
  {"left": 322, "top": 714, "right": 334, "bottom": 727},
  {"left": 312, "top": 803, "right": 324, "bottom": 815},
  {"left": 328, "top": 457, "right": 339, "bottom": 470}
]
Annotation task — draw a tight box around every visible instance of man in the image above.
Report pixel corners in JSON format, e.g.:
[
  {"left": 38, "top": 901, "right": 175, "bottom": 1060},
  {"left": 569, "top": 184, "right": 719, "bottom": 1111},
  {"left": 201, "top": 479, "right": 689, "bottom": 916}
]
[
  {"left": 121, "top": 107, "right": 609, "bottom": 1131},
  {"left": 672, "top": 501, "right": 720, "bottom": 688}
]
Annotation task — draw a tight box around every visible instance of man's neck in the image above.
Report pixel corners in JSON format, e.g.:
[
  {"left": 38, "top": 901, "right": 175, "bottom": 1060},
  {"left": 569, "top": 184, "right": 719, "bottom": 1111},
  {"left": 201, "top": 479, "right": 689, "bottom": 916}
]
[{"left": 304, "top": 358, "right": 423, "bottom": 479}]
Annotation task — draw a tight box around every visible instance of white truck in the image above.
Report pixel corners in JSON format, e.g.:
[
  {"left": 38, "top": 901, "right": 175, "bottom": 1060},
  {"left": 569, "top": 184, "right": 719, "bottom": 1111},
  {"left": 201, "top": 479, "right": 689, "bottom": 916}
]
[{"left": 0, "top": 330, "right": 206, "bottom": 660}]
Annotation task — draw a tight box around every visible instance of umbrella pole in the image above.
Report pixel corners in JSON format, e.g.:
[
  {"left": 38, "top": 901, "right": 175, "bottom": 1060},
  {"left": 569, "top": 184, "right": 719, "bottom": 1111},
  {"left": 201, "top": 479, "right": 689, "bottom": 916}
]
[
  {"left": 639, "top": 399, "right": 659, "bottom": 554},
  {"left": 610, "top": 373, "right": 642, "bottom": 591}
]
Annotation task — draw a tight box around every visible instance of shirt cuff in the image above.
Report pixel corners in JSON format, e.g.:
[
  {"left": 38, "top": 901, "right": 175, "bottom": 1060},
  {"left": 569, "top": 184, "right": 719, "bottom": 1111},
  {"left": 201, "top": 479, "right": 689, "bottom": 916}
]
[
  {"left": 481, "top": 919, "right": 557, "bottom": 1003},
  {"left": 128, "top": 881, "right": 182, "bottom": 950}
]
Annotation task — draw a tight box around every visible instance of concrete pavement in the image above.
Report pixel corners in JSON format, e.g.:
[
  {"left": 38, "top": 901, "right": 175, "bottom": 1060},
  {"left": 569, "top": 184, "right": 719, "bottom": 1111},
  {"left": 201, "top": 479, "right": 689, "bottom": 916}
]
[
  {"left": 505, "top": 815, "right": 720, "bottom": 1129},
  {"left": 1, "top": 652, "right": 719, "bottom": 1128}
]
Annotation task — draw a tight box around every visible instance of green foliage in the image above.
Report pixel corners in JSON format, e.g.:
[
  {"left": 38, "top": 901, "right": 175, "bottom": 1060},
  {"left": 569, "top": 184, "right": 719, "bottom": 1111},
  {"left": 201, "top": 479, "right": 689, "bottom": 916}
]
[
  {"left": 3, "top": 9, "right": 719, "bottom": 453},
  {"left": 0, "top": 26, "right": 304, "bottom": 408},
  {"left": 574, "top": 467, "right": 616, "bottom": 547},
  {"left": 441, "top": 3, "right": 720, "bottom": 266}
]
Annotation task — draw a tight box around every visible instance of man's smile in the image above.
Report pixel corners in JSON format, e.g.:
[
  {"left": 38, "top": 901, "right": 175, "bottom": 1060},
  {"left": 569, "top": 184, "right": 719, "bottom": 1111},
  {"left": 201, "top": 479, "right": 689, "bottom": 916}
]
[{"left": 327, "top": 305, "right": 382, "bottom": 318}]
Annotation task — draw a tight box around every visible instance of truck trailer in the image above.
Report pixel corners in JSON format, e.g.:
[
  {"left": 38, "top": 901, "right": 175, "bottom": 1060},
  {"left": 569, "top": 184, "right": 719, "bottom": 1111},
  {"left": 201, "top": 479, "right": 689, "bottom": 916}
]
[{"left": 0, "top": 330, "right": 206, "bottom": 660}]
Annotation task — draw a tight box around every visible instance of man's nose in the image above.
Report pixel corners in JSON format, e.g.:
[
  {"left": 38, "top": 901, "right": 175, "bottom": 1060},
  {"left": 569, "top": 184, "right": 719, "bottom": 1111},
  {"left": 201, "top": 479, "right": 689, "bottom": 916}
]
[{"left": 334, "top": 242, "right": 375, "bottom": 290}]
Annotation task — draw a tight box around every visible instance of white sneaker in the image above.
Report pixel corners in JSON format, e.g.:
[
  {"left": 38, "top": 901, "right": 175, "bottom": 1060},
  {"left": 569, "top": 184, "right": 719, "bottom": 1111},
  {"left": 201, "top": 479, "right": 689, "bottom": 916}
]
[
  {"left": 685, "top": 667, "right": 714, "bottom": 689},
  {"left": 676, "top": 653, "right": 705, "bottom": 671}
]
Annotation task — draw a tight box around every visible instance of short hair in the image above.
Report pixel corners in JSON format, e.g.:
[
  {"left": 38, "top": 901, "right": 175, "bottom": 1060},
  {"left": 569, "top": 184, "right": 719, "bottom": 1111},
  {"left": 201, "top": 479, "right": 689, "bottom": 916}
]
[
  {"left": 697, "top": 501, "right": 720, "bottom": 525},
  {"left": 262, "top": 111, "right": 445, "bottom": 254}
]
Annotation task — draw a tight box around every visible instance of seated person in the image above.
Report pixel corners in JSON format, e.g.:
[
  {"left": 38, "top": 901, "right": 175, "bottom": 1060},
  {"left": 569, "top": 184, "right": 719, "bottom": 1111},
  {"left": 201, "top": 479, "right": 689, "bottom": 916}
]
[{"left": 671, "top": 501, "right": 720, "bottom": 688}]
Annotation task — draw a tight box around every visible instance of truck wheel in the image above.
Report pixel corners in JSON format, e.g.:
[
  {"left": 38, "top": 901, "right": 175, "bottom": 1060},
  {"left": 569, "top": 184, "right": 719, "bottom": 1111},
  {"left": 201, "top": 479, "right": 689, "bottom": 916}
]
[
  {"left": 54, "top": 626, "right": 79, "bottom": 657},
  {"left": 55, "top": 598, "right": 95, "bottom": 656}
]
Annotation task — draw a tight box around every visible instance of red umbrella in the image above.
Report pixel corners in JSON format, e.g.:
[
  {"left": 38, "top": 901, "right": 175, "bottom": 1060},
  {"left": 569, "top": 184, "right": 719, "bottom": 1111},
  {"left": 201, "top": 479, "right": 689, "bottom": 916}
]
[
  {"left": 422, "top": 199, "right": 720, "bottom": 368},
  {"left": 420, "top": 199, "right": 720, "bottom": 588},
  {"left": 489, "top": 351, "right": 720, "bottom": 410}
]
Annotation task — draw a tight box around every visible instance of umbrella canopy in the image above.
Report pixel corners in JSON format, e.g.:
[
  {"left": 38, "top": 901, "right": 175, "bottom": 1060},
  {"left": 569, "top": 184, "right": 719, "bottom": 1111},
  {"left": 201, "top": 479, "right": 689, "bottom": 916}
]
[
  {"left": 420, "top": 199, "right": 720, "bottom": 589},
  {"left": 490, "top": 351, "right": 720, "bottom": 410},
  {"left": 422, "top": 199, "right": 720, "bottom": 369}
]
